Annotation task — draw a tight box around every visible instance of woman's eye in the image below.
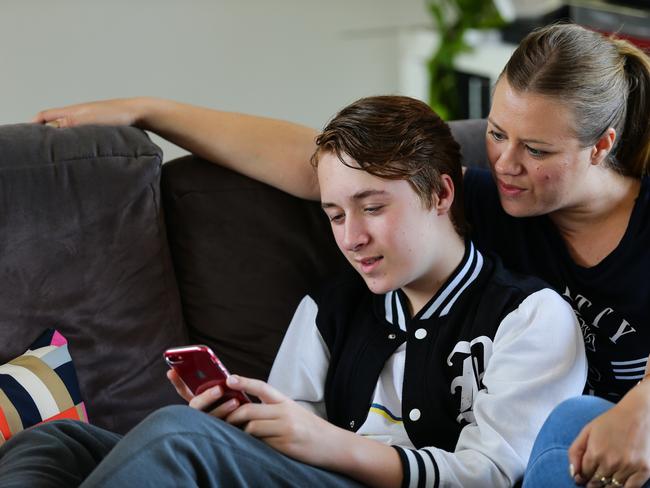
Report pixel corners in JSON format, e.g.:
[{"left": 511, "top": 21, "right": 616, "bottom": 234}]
[
  {"left": 526, "top": 145, "right": 547, "bottom": 157},
  {"left": 488, "top": 130, "right": 505, "bottom": 142},
  {"left": 329, "top": 214, "right": 344, "bottom": 223}
]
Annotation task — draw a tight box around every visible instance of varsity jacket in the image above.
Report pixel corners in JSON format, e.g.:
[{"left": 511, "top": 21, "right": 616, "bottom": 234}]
[{"left": 269, "top": 243, "right": 587, "bottom": 487}]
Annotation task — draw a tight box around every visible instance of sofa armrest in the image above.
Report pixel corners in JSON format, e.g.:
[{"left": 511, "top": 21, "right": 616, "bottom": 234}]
[{"left": 0, "top": 123, "right": 187, "bottom": 434}]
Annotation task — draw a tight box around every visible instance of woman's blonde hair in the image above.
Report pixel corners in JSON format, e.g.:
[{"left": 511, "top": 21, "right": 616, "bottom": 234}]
[{"left": 502, "top": 23, "right": 650, "bottom": 177}]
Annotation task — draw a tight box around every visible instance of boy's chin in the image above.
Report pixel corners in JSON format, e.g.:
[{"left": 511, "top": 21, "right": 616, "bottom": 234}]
[{"left": 362, "top": 278, "right": 395, "bottom": 296}]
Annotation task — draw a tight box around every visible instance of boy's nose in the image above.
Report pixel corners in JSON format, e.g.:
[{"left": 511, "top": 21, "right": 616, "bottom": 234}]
[{"left": 343, "top": 219, "right": 369, "bottom": 252}]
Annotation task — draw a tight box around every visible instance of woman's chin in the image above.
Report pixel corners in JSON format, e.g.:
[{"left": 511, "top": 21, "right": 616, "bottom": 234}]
[{"left": 499, "top": 196, "right": 540, "bottom": 218}]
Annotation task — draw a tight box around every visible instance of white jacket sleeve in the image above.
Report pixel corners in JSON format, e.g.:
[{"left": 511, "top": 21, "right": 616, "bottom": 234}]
[
  {"left": 267, "top": 294, "right": 330, "bottom": 418},
  {"left": 394, "top": 288, "right": 587, "bottom": 488}
]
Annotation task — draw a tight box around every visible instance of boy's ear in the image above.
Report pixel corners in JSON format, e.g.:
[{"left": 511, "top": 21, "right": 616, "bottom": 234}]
[{"left": 433, "top": 174, "right": 455, "bottom": 215}]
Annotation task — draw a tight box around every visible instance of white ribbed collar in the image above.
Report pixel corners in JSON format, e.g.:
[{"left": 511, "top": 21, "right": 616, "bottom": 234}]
[{"left": 383, "top": 242, "right": 484, "bottom": 329}]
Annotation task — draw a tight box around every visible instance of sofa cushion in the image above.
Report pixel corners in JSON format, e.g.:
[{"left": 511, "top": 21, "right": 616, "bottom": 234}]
[
  {"left": 0, "top": 328, "right": 87, "bottom": 443},
  {"left": 161, "top": 157, "right": 347, "bottom": 381},
  {"left": 0, "top": 124, "right": 187, "bottom": 434}
]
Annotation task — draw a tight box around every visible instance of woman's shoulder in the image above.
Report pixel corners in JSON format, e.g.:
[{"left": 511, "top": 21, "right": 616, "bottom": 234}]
[
  {"left": 463, "top": 167, "right": 494, "bottom": 191},
  {"left": 463, "top": 167, "right": 506, "bottom": 219},
  {"left": 626, "top": 175, "right": 650, "bottom": 237},
  {"left": 639, "top": 175, "right": 650, "bottom": 204}
]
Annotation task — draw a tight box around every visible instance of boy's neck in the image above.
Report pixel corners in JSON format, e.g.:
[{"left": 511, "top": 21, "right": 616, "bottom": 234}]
[{"left": 403, "top": 233, "right": 467, "bottom": 317}]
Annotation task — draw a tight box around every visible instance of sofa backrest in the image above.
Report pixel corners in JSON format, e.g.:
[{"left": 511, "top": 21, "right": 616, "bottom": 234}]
[
  {"left": 450, "top": 119, "right": 488, "bottom": 168},
  {"left": 161, "top": 157, "right": 347, "bottom": 381}
]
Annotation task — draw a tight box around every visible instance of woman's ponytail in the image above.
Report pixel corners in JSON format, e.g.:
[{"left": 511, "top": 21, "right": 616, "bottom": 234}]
[{"left": 613, "top": 39, "right": 650, "bottom": 177}]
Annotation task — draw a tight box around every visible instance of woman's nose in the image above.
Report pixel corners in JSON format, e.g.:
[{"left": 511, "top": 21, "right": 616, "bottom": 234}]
[{"left": 493, "top": 145, "right": 522, "bottom": 176}]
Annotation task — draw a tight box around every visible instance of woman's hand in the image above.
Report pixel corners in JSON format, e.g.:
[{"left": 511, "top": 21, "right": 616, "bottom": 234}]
[
  {"left": 166, "top": 368, "right": 242, "bottom": 419},
  {"left": 569, "top": 380, "right": 650, "bottom": 488},
  {"left": 32, "top": 98, "right": 150, "bottom": 128}
]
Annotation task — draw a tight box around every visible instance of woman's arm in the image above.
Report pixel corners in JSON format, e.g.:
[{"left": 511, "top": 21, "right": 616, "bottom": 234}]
[{"left": 33, "top": 97, "right": 321, "bottom": 200}]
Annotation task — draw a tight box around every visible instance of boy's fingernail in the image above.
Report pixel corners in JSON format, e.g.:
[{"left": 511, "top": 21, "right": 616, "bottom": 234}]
[
  {"left": 211, "top": 386, "right": 222, "bottom": 397},
  {"left": 228, "top": 375, "right": 239, "bottom": 385}
]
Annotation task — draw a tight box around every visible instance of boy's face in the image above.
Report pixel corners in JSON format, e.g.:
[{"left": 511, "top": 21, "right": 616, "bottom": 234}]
[{"left": 318, "top": 151, "right": 457, "bottom": 308}]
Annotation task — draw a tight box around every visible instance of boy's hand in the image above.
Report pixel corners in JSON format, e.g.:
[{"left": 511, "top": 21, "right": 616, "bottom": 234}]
[
  {"left": 166, "top": 369, "right": 242, "bottom": 419},
  {"left": 224, "top": 375, "right": 339, "bottom": 468}
]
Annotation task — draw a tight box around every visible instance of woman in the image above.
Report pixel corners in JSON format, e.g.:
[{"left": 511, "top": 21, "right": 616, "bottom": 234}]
[{"left": 34, "top": 22, "right": 650, "bottom": 488}]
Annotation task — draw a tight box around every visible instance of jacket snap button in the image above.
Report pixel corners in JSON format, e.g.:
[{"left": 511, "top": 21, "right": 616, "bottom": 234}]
[
  {"left": 349, "top": 420, "right": 355, "bottom": 428},
  {"left": 409, "top": 409, "right": 421, "bottom": 421},
  {"left": 388, "top": 333, "right": 396, "bottom": 339},
  {"left": 415, "top": 328, "right": 427, "bottom": 339}
]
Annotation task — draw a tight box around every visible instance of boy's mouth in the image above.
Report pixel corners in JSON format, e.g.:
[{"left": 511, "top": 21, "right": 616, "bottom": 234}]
[{"left": 357, "top": 256, "right": 383, "bottom": 273}]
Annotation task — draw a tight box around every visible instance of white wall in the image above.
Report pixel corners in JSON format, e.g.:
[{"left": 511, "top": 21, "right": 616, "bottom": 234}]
[{"left": 2, "top": 0, "right": 431, "bottom": 161}]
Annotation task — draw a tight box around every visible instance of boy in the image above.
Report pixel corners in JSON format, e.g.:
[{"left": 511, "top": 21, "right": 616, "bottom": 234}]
[{"left": 0, "top": 96, "right": 585, "bottom": 487}]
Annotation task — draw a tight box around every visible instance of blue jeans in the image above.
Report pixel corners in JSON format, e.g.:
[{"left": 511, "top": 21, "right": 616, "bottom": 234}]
[
  {"left": 523, "top": 396, "right": 650, "bottom": 488},
  {"left": 0, "top": 405, "right": 364, "bottom": 487}
]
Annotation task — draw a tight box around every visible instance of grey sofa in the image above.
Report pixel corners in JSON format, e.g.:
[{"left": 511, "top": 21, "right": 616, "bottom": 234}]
[{"left": 0, "top": 119, "right": 488, "bottom": 434}]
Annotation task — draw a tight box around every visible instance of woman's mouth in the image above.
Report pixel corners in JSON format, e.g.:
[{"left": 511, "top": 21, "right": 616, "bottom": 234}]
[{"left": 497, "top": 179, "right": 526, "bottom": 197}]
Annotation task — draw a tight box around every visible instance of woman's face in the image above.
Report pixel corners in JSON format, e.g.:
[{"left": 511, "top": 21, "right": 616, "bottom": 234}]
[{"left": 486, "top": 78, "right": 596, "bottom": 218}]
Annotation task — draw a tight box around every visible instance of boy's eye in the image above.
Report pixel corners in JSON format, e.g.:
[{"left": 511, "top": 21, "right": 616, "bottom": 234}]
[
  {"left": 488, "top": 130, "right": 505, "bottom": 142},
  {"left": 329, "top": 213, "right": 344, "bottom": 224},
  {"left": 364, "top": 205, "right": 383, "bottom": 214}
]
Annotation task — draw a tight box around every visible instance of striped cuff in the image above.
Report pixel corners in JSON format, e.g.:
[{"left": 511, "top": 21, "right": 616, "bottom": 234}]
[{"left": 393, "top": 446, "right": 440, "bottom": 488}]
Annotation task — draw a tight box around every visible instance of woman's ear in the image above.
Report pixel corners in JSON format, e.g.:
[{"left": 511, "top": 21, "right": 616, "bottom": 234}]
[
  {"left": 433, "top": 174, "right": 455, "bottom": 215},
  {"left": 590, "top": 127, "right": 616, "bottom": 166}
]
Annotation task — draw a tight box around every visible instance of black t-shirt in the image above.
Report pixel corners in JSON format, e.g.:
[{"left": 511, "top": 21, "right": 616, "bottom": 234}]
[{"left": 464, "top": 167, "right": 650, "bottom": 402}]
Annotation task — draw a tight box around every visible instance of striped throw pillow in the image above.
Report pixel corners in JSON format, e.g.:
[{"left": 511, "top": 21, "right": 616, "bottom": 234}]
[{"left": 0, "top": 329, "right": 87, "bottom": 444}]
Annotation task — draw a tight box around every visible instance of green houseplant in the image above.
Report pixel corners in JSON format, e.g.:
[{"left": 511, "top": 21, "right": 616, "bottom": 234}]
[{"left": 427, "top": 0, "right": 506, "bottom": 120}]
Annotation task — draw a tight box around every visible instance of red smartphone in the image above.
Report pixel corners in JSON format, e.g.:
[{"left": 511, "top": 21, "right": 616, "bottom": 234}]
[{"left": 164, "top": 345, "right": 251, "bottom": 407}]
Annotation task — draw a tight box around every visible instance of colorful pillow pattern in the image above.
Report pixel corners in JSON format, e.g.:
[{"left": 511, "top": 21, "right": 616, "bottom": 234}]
[{"left": 0, "top": 329, "right": 87, "bottom": 444}]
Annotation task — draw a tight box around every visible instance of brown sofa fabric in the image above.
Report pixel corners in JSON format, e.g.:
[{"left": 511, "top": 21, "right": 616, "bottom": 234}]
[{"left": 161, "top": 156, "right": 347, "bottom": 381}]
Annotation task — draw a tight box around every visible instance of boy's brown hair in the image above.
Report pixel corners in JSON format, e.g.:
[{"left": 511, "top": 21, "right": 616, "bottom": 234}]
[{"left": 311, "top": 95, "right": 467, "bottom": 236}]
